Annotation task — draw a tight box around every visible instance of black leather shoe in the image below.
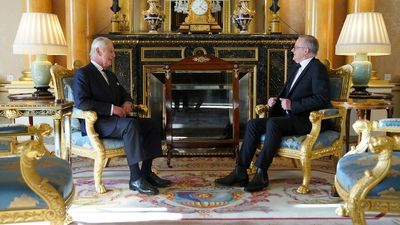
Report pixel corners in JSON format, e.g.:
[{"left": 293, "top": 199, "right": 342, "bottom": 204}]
[
  {"left": 244, "top": 168, "right": 269, "bottom": 192},
  {"left": 129, "top": 177, "right": 159, "bottom": 195},
  {"left": 215, "top": 166, "right": 249, "bottom": 187},
  {"left": 145, "top": 172, "right": 172, "bottom": 188}
]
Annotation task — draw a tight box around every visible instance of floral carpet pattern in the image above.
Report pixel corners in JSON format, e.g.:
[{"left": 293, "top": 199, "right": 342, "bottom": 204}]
[{"left": 69, "top": 157, "right": 400, "bottom": 225}]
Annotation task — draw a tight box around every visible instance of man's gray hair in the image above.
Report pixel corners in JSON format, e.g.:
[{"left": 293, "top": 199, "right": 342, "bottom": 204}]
[
  {"left": 89, "top": 37, "right": 111, "bottom": 58},
  {"left": 300, "top": 35, "right": 319, "bottom": 55}
]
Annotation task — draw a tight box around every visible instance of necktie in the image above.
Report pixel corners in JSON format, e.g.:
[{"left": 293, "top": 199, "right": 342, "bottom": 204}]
[{"left": 101, "top": 69, "right": 110, "bottom": 85}]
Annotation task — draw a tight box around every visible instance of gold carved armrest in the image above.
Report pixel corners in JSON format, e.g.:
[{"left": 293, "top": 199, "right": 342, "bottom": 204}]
[
  {"left": 133, "top": 104, "right": 148, "bottom": 117},
  {"left": 0, "top": 123, "right": 53, "bottom": 156},
  {"left": 350, "top": 119, "right": 400, "bottom": 155},
  {"left": 255, "top": 104, "right": 269, "bottom": 118},
  {"left": 335, "top": 136, "right": 396, "bottom": 219},
  {"left": 71, "top": 108, "right": 102, "bottom": 145},
  {"left": 17, "top": 139, "right": 69, "bottom": 224},
  {"left": 301, "top": 108, "right": 343, "bottom": 154}
]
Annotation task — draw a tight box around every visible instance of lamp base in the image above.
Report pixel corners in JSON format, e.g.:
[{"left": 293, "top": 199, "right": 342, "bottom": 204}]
[
  {"left": 33, "top": 86, "right": 53, "bottom": 98},
  {"left": 350, "top": 86, "right": 371, "bottom": 98}
]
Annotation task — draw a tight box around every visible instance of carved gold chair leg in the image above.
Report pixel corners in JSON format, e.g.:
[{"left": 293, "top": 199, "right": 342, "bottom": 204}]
[
  {"left": 297, "top": 158, "right": 311, "bottom": 194},
  {"left": 348, "top": 202, "right": 366, "bottom": 225},
  {"left": 94, "top": 157, "right": 107, "bottom": 194}
]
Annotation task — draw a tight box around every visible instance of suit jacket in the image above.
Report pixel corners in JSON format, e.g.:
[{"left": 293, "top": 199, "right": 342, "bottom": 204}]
[
  {"left": 72, "top": 62, "right": 132, "bottom": 135},
  {"left": 270, "top": 57, "right": 330, "bottom": 123}
]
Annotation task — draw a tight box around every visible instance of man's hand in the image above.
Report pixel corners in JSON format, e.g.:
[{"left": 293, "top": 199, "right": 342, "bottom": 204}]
[
  {"left": 122, "top": 102, "right": 133, "bottom": 114},
  {"left": 279, "top": 98, "right": 291, "bottom": 111},
  {"left": 112, "top": 105, "right": 127, "bottom": 118},
  {"left": 268, "top": 97, "right": 278, "bottom": 107}
]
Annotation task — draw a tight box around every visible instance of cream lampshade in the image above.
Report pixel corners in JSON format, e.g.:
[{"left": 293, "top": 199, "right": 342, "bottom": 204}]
[
  {"left": 13, "top": 12, "right": 67, "bottom": 98},
  {"left": 335, "top": 12, "right": 391, "bottom": 96}
]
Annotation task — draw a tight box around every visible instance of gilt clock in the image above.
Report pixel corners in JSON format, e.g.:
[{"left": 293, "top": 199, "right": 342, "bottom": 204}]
[{"left": 178, "top": 0, "right": 222, "bottom": 34}]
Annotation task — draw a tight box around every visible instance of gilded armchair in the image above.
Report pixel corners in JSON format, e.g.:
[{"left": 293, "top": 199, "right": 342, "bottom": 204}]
[
  {"left": 0, "top": 124, "right": 74, "bottom": 225},
  {"left": 50, "top": 63, "right": 147, "bottom": 194},
  {"left": 335, "top": 119, "right": 400, "bottom": 225},
  {"left": 254, "top": 63, "right": 352, "bottom": 194}
]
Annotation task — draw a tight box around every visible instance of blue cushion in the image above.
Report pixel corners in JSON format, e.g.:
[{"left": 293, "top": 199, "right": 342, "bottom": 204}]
[
  {"left": 0, "top": 139, "right": 11, "bottom": 152},
  {"left": 0, "top": 156, "right": 74, "bottom": 210},
  {"left": 0, "top": 124, "right": 29, "bottom": 135},
  {"left": 260, "top": 130, "right": 340, "bottom": 150},
  {"left": 378, "top": 118, "right": 400, "bottom": 128},
  {"left": 336, "top": 152, "right": 400, "bottom": 197},
  {"left": 71, "top": 131, "right": 125, "bottom": 150}
]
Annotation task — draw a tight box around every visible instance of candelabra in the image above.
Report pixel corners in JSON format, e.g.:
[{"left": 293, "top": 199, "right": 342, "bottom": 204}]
[
  {"left": 232, "top": 0, "right": 255, "bottom": 34},
  {"left": 110, "top": 0, "right": 121, "bottom": 34},
  {"left": 269, "top": 0, "right": 281, "bottom": 34},
  {"left": 143, "top": 0, "right": 164, "bottom": 33}
]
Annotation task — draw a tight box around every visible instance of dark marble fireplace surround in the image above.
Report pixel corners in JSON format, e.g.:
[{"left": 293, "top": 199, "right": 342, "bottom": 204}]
[
  {"left": 105, "top": 33, "right": 297, "bottom": 105},
  {"left": 104, "top": 33, "right": 297, "bottom": 156}
]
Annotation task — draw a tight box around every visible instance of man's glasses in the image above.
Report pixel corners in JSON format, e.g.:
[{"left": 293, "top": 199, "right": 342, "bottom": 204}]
[{"left": 292, "top": 46, "right": 307, "bottom": 50}]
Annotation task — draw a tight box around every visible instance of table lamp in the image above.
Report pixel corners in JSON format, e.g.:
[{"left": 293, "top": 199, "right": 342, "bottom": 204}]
[
  {"left": 335, "top": 12, "right": 391, "bottom": 96},
  {"left": 13, "top": 12, "right": 67, "bottom": 98}
]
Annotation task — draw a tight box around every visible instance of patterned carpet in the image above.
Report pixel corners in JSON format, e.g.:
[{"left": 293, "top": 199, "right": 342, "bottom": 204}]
[{"left": 68, "top": 156, "right": 400, "bottom": 225}]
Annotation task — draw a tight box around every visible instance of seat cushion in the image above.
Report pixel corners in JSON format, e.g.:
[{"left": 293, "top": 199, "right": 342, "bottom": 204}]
[
  {"left": 336, "top": 151, "right": 400, "bottom": 197},
  {"left": 71, "top": 131, "right": 125, "bottom": 150},
  {"left": 0, "top": 156, "right": 74, "bottom": 210},
  {"left": 378, "top": 118, "right": 400, "bottom": 128},
  {"left": 260, "top": 130, "right": 340, "bottom": 150}
]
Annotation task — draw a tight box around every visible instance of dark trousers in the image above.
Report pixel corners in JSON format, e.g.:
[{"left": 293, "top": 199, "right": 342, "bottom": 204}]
[
  {"left": 237, "top": 116, "right": 312, "bottom": 170},
  {"left": 95, "top": 117, "right": 162, "bottom": 165}
]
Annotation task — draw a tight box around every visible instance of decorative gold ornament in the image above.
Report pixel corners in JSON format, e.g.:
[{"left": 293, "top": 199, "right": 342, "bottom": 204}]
[
  {"left": 179, "top": 0, "right": 222, "bottom": 34},
  {"left": 143, "top": 0, "right": 164, "bottom": 33},
  {"left": 232, "top": 0, "right": 255, "bottom": 34}
]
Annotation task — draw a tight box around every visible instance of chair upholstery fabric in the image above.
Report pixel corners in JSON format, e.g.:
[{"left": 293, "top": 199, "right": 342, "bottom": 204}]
[
  {"left": 336, "top": 151, "right": 400, "bottom": 197},
  {"left": 0, "top": 123, "right": 74, "bottom": 225},
  {"left": 0, "top": 156, "right": 73, "bottom": 210}
]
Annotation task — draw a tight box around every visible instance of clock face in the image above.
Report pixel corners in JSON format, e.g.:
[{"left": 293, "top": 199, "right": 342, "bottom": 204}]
[{"left": 191, "top": 0, "right": 208, "bottom": 15}]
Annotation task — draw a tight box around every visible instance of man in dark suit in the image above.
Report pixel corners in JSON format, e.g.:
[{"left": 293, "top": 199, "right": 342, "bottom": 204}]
[
  {"left": 72, "top": 37, "right": 171, "bottom": 195},
  {"left": 215, "top": 35, "right": 330, "bottom": 192}
]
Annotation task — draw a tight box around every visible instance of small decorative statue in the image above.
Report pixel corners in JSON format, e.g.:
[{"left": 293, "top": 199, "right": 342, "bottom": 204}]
[
  {"left": 110, "top": 0, "right": 121, "bottom": 34},
  {"left": 232, "top": 0, "right": 255, "bottom": 34},
  {"left": 143, "top": 0, "right": 164, "bottom": 33}
]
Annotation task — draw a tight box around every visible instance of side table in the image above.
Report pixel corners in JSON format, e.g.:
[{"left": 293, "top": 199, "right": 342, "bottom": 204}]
[
  {"left": 331, "top": 98, "right": 393, "bottom": 152},
  {"left": 0, "top": 100, "right": 73, "bottom": 161}
]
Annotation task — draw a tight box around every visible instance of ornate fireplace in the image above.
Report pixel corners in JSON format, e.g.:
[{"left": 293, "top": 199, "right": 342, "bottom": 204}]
[{"left": 105, "top": 33, "right": 297, "bottom": 158}]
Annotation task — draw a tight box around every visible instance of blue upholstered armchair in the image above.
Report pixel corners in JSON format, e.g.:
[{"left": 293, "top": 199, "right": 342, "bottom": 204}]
[
  {"left": 253, "top": 62, "right": 352, "bottom": 194},
  {"left": 335, "top": 119, "right": 400, "bottom": 225},
  {"left": 50, "top": 63, "right": 148, "bottom": 194},
  {"left": 0, "top": 123, "right": 74, "bottom": 225}
]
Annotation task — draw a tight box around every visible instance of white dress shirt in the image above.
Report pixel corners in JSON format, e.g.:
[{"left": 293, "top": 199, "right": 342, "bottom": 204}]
[{"left": 289, "top": 57, "right": 313, "bottom": 91}]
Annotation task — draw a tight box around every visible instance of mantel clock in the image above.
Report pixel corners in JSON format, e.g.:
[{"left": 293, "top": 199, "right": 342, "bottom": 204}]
[{"left": 178, "top": 0, "right": 222, "bottom": 34}]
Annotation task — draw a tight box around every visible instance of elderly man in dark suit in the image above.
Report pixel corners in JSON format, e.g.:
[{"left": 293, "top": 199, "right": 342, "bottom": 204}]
[
  {"left": 72, "top": 37, "right": 171, "bottom": 195},
  {"left": 215, "top": 35, "right": 330, "bottom": 192}
]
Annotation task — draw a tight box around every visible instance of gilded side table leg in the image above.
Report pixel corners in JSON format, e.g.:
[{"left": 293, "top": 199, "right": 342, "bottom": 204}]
[
  {"left": 53, "top": 118, "right": 62, "bottom": 158},
  {"left": 63, "top": 115, "right": 71, "bottom": 162}
]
